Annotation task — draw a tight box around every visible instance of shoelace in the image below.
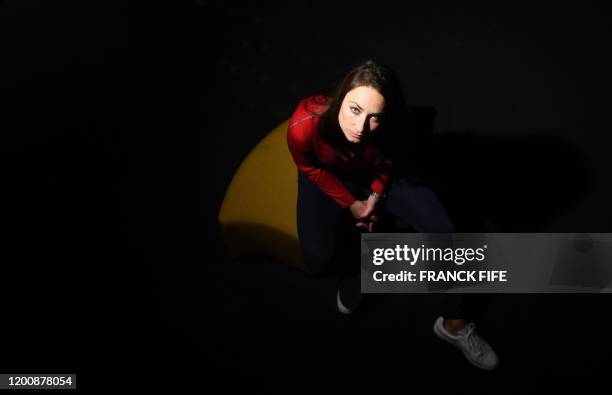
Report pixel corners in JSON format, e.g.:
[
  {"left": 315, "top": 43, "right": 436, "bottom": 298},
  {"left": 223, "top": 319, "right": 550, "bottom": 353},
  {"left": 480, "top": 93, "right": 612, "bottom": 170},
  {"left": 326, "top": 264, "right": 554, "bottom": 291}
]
[{"left": 463, "top": 323, "right": 488, "bottom": 357}]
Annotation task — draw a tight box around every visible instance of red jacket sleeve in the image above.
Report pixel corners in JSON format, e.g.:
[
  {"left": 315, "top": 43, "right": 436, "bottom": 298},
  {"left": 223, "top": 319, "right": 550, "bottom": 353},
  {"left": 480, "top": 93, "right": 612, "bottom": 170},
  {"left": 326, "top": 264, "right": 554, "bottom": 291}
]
[
  {"left": 369, "top": 156, "right": 393, "bottom": 194},
  {"left": 287, "top": 118, "right": 356, "bottom": 208}
]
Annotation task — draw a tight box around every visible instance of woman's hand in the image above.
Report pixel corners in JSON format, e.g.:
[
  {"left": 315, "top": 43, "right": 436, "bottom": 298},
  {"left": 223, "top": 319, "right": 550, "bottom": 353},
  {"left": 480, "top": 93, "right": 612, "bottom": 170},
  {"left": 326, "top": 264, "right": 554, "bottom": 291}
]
[
  {"left": 355, "top": 214, "right": 378, "bottom": 232},
  {"left": 349, "top": 193, "right": 380, "bottom": 232}
]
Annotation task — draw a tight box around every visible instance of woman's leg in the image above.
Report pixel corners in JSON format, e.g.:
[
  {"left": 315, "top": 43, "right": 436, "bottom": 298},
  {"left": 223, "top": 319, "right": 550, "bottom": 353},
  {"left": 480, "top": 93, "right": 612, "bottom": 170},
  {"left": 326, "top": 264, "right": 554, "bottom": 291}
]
[
  {"left": 382, "top": 177, "right": 465, "bottom": 320},
  {"left": 383, "top": 178, "right": 456, "bottom": 234},
  {"left": 297, "top": 172, "right": 369, "bottom": 312},
  {"left": 296, "top": 171, "right": 351, "bottom": 277}
]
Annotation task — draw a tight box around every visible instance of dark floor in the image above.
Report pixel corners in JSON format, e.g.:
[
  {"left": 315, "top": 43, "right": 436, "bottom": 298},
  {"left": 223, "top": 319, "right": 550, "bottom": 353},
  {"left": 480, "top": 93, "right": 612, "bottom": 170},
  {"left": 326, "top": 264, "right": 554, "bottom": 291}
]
[{"left": 2, "top": 1, "right": 612, "bottom": 392}]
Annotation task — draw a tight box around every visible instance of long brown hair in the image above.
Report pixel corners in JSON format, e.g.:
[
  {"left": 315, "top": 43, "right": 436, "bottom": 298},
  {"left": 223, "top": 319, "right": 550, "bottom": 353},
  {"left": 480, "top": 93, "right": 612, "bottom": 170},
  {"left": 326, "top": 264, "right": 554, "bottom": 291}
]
[{"left": 314, "top": 59, "right": 408, "bottom": 159}]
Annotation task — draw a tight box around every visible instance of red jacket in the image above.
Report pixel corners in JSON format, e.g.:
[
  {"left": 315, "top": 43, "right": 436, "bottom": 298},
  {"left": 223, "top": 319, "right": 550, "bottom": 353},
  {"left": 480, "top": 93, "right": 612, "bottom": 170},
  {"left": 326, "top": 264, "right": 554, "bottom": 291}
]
[{"left": 286, "top": 95, "right": 392, "bottom": 208}]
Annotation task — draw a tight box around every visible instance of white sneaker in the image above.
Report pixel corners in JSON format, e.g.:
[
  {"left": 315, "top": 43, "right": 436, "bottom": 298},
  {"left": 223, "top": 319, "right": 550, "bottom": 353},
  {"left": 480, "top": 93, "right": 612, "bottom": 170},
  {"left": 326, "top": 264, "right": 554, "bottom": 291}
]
[
  {"left": 433, "top": 316, "right": 499, "bottom": 371},
  {"left": 336, "top": 276, "right": 362, "bottom": 315},
  {"left": 336, "top": 290, "right": 353, "bottom": 314},
  {"left": 336, "top": 288, "right": 363, "bottom": 315}
]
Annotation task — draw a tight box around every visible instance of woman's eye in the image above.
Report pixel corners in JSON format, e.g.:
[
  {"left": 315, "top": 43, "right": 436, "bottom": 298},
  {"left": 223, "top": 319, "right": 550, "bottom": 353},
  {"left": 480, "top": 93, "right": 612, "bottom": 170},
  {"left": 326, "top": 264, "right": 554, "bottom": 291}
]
[
  {"left": 350, "top": 106, "right": 360, "bottom": 114},
  {"left": 371, "top": 116, "right": 381, "bottom": 123}
]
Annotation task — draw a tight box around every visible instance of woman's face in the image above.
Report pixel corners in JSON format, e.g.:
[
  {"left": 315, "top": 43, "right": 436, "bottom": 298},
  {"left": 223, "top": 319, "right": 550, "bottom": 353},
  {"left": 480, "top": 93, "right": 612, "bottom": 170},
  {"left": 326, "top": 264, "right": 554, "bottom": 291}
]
[{"left": 338, "top": 85, "right": 385, "bottom": 144}]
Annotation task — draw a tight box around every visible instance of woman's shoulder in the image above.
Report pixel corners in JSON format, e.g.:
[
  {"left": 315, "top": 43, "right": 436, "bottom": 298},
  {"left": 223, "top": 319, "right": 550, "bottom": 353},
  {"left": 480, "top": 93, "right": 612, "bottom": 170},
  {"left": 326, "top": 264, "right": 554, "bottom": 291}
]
[{"left": 288, "top": 95, "right": 331, "bottom": 128}]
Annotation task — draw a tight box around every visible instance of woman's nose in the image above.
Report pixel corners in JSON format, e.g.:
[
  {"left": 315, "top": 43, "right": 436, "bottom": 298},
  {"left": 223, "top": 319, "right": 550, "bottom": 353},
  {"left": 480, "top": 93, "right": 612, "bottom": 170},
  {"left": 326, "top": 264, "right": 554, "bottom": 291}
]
[{"left": 356, "top": 115, "right": 367, "bottom": 133}]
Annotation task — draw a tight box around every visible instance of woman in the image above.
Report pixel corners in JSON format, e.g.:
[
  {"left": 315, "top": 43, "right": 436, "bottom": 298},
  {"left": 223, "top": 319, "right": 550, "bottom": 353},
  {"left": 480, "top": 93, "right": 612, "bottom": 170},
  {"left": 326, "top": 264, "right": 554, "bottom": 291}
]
[{"left": 286, "top": 60, "right": 498, "bottom": 371}]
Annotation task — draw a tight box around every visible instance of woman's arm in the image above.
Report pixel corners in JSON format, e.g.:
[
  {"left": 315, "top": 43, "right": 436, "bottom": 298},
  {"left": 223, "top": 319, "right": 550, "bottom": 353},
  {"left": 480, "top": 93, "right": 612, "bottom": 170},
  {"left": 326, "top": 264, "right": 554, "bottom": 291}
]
[
  {"left": 287, "top": 120, "right": 357, "bottom": 208},
  {"left": 369, "top": 155, "right": 393, "bottom": 196}
]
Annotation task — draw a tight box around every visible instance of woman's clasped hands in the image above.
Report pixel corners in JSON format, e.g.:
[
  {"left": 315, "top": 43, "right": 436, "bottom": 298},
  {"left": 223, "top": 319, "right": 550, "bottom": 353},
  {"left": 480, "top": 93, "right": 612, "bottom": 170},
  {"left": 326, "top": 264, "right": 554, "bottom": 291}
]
[{"left": 349, "top": 193, "right": 380, "bottom": 232}]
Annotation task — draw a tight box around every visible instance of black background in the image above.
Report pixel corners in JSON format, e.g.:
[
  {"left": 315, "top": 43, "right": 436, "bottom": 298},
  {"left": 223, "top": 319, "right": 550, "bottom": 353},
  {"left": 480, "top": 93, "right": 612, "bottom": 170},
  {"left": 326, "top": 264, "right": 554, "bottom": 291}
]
[{"left": 2, "top": 0, "right": 611, "bottom": 392}]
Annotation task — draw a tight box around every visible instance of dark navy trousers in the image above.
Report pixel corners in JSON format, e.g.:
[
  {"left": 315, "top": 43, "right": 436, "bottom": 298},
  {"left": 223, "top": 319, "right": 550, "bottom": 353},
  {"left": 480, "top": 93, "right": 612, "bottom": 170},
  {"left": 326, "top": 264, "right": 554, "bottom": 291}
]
[{"left": 296, "top": 171, "right": 466, "bottom": 319}]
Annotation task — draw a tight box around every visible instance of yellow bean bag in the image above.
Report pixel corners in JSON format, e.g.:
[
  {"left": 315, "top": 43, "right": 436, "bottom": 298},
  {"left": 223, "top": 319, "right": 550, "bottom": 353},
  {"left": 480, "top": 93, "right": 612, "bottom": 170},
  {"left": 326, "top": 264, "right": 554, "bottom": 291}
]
[{"left": 218, "top": 120, "right": 304, "bottom": 269}]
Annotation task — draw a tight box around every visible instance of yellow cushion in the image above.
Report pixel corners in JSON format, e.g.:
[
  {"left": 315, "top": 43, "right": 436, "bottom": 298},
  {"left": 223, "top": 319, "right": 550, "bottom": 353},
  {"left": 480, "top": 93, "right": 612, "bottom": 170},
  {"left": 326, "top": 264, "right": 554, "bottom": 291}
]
[{"left": 218, "top": 120, "right": 304, "bottom": 269}]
